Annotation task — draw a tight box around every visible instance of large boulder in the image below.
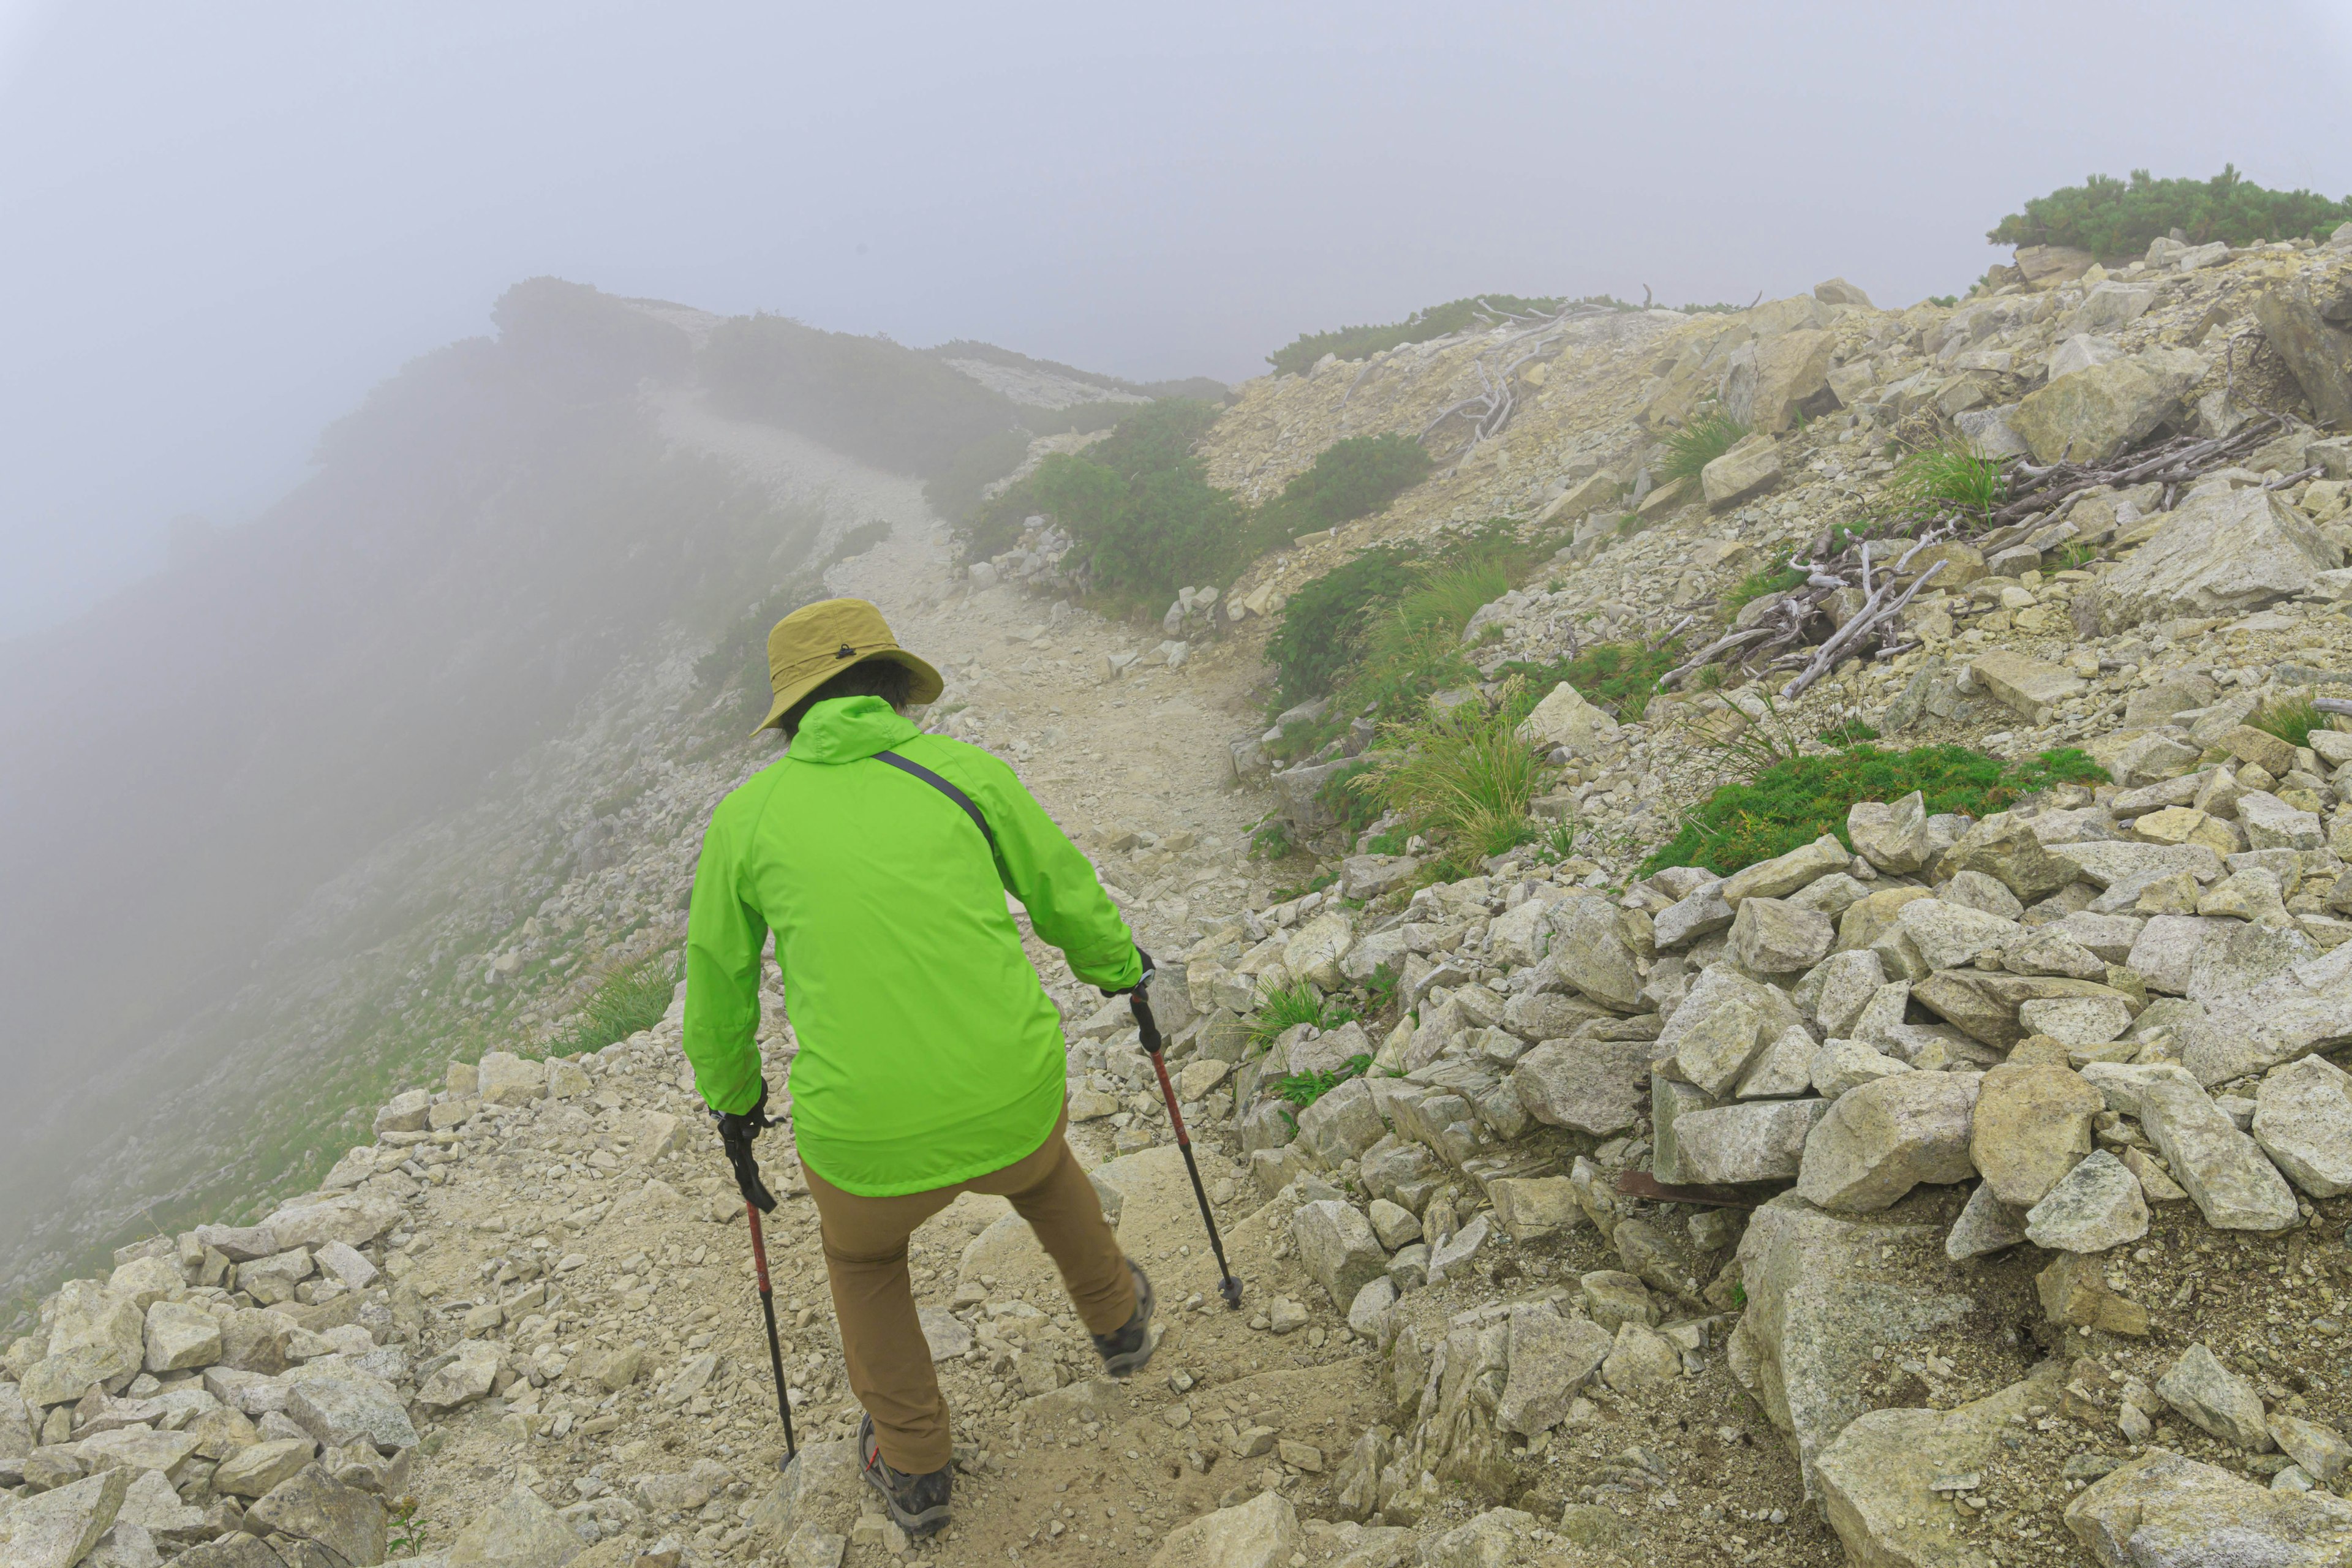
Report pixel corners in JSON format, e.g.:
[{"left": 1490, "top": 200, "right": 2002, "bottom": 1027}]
[
  {"left": 1722, "top": 329, "right": 1833, "bottom": 434},
  {"left": 1815, "top": 1363, "right": 2065, "bottom": 1568},
  {"left": 1516, "top": 682, "right": 1619, "bottom": 761},
  {"left": 2010, "top": 344, "right": 2204, "bottom": 464},
  {"left": 2254, "top": 1055, "right": 2352, "bottom": 1197},
  {"left": 246, "top": 1464, "right": 387, "bottom": 1568},
  {"left": 1289, "top": 1202, "right": 1387, "bottom": 1311},
  {"left": 1545, "top": 899, "right": 1644, "bottom": 1012},
  {"left": 447, "top": 1484, "right": 582, "bottom": 1568},
  {"left": 2111, "top": 1064, "right": 2299, "bottom": 1232},
  {"left": 0, "top": 1469, "right": 130, "bottom": 1568},
  {"left": 1510, "top": 1038, "right": 1649, "bottom": 1136},
  {"left": 1969, "top": 1062, "right": 2101, "bottom": 1207},
  {"left": 2252, "top": 257, "right": 2352, "bottom": 429},
  {"left": 1795, "top": 1072, "right": 1981, "bottom": 1212},
  {"left": 1726, "top": 1194, "right": 1978, "bottom": 1496},
  {"left": 2066, "top": 1450, "right": 2352, "bottom": 1565},
  {"left": 1701, "top": 432, "right": 1782, "bottom": 508},
  {"left": 42, "top": 1282, "right": 148, "bottom": 1397},
  {"left": 1147, "top": 1490, "right": 1299, "bottom": 1568},
  {"left": 1673, "top": 1099, "right": 1831, "bottom": 1183},
  {"left": 2095, "top": 484, "right": 2342, "bottom": 630}
]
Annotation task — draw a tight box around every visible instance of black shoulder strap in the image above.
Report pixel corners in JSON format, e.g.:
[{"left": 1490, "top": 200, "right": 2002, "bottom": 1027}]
[{"left": 872, "top": 750, "right": 1000, "bottom": 856}]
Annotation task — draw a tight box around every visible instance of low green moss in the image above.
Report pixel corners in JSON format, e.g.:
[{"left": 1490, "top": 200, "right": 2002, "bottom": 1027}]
[{"left": 1642, "top": 744, "right": 2108, "bottom": 876}]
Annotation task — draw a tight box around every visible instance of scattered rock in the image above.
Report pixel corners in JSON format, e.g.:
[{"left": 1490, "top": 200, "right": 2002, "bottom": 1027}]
[
  {"left": 1795, "top": 1071, "right": 1981, "bottom": 1212},
  {"left": 2157, "top": 1342, "right": 2275, "bottom": 1451},
  {"left": 2022, "top": 1149, "right": 2150, "bottom": 1252},
  {"left": 2067, "top": 1450, "right": 2352, "bottom": 1564}
]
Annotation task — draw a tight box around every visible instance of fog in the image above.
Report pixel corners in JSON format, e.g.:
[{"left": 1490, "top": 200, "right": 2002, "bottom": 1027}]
[
  {"left": 4, "top": 1, "right": 2349, "bottom": 634},
  {"left": 0, "top": 0, "right": 2349, "bottom": 1291}
]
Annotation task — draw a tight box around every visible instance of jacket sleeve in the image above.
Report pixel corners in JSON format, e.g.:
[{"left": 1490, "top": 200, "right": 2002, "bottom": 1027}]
[
  {"left": 681, "top": 796, "right": 771, "bottom": 1115},
  {"left": 959, "top": 747, "right": 1140, "bottom": 992}
]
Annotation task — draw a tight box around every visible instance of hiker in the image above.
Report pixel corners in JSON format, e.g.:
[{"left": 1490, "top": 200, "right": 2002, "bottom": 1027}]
[{"left": 679, "top": 597, "right": 1155, "bottom": 1538}]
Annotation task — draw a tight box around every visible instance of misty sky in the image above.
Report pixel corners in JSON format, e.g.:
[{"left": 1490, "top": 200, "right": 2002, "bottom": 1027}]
[{"left": 3, "top": 1, "right": 2349, "bottom": 638}]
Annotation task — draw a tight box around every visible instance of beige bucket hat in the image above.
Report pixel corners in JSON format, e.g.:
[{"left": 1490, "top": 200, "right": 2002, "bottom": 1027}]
[{"left": 752, "top": 597, "right": 944, "bottom": 736}]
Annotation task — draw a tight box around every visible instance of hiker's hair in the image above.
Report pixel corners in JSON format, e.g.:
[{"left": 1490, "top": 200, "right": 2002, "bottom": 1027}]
[{"left": 780, "top": 658, "right": 916, "bottom": 739}]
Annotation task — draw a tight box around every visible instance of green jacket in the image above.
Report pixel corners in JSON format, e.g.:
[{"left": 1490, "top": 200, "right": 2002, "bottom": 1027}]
[{"left": 682, "top": 696, "right": 1139, "bottom": 1196}]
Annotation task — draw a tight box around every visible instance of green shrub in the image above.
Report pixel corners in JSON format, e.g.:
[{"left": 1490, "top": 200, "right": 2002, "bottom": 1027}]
[
  {"left": 543, "top": 954, "right": 677, "bottom": 1057},
  {"left": 1269, "top": 1054, "right": 1376, "bottom": 1110},
  {"left": 1642, "top": 744, "right": 2108, "bottom": 876},
  {"left": 1891, "top": 442, "right": 2009, "bottom": 524},
  {"left": 1723, "top": 564, "right": 1803, "bottom": 617},
  {"left": 1019, "top": 400, "right": 1253, "bottom": 609},
  {"left": 1248, "top": 982, "right": 1357, "bottom": 1050},
  {"left": 923, "top": 429, "right": 1033, "bottom": 525},
  {"left": 1496, "top": 641, "right": 1683, "bottom": 722},
  {"left": 1264, "top": 545, "right": 1423, "bottom": 704},
  {"left": 1927, "top": 294, "right": 1960, "bottom": 308},
  {"left": 1988, "top": 166, "right": 2352, "bottom": 257},
  {"left": 1259, "top": 434, "right": 1433, "bottom": 539},
  {"left": 1350, "top": 679, "right": 1553, "bottom": 863},
  {"left": 1658, "top": 411, "right": 1749, "bottom": 484},
  {"left": 2253, "top": 695, "right": 2323, "bottom": 752},
  {"left": 1316, "top": 759, "right": 1386, "bottom": 838},
  {"left": 699, "top": 315, "right": 1019, "bottom": 478},
  {"left": 1267, "top": 295, "right": 1567, "bottom": 377}
]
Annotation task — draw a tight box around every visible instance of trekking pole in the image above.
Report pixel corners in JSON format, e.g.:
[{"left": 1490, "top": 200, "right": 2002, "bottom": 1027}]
[
  {"left": 744, "top": 1203, "right": 797, "bottom": 1463},
  {"left": 1129, "top": 958, "right": 1243, "bottom": 1310},
  {"left": 716, "top": 1111, "right": 797, "bottom": 1463}
]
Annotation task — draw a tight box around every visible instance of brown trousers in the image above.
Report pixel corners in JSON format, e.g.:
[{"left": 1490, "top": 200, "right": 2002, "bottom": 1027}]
[{"left": 801, "top": 1107, "right": 1134, "bottom": 1472}]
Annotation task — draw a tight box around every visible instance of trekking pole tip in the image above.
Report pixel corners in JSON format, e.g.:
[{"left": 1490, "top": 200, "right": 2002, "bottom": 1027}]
[{"left": 1219, "top": 1275, "right": 1243, "bottom": 1310}]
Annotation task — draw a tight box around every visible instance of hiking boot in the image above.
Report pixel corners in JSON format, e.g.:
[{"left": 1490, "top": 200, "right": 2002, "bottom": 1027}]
[
  {"left": 1090, "top": 1260, "right": 1156, "bottom": 1378},
  {"left": 857, "top": 1414, "right": 952, "bottom": 1537}
]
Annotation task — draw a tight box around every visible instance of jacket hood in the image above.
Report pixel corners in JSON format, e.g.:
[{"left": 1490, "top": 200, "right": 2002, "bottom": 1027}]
[{"left": 787, "top": 696, "right": 922, "bottom": 764}]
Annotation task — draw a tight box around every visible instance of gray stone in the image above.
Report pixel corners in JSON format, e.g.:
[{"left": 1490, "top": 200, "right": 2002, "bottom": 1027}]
[
  {"left": 1800, "top": 949, "right": 1888, "bottom": 1038},
  {"left": 1795, "top": 1071, "right": 1981, "bottom": 1212},
  {"left": 1655, "top": 966, "right": 1780, "bottom": 1098},
  {"left": 1894, "top": 899, "right": 2022, "bottom": 970},
  {"left": 1580, "top": 1271, "right": 1654, "bottom": 1333},
  {"left": 1653, "top": 882, "right": 1733, "bottom": 951},
  {"left": 140, "top": 1302, "right": 221, "bottom": 1375},
  {"left": 1969, "top": 651, "right": 2086, "bottom": 722},
  {"left": 1847, "top": 793, "right": 1929, "bottom": 875},
  {"left": 1548, "top": 899, "right": 1645, "bottom": 1011},
  {"left": 214, "top": 1438, "right": 316, "bottom": 1499},
  {"left": 0, "top": 1469, "right": 129, "bottom": 1568},
  {"left": 1673, "top": 1099, "right": 1831, "bottom": 1183},
  {"left": 285, "top": 1370, "right": 416, "bottom": 1453},
  {"left": 1495, "top": 1305, "right": 1611, "bottom": 1436},
  {"left": 1969, "top": 1061, "right": 2101, "bottom": 1207},
  {"left": 1366, "top": 1199, "right": 1421, "bottom": 1251},
  {"left": 1943, "top": 869, "right": 2024, "bottom": 921},
  {"left": 2241, "top": 790, "right": 2326, "bottom": 852},
  {"left": 1649, "top": 1075, "right": 1717, "bottom": 1185},
  {"left": 259, "top": 1195, "right": 401, "bottom": 1252},
  {"left": 1728, "top": 898, "right": 1833, "bottom": 974},
  {"left": 1945, "top": 1181, "right": 2029, "bottom": 1260},
  {"left": 1427, "top": 1215, "right": 1489, "bottom": 1286},
  {"left": 475, "top": 1051, "right": 548, "bottom": 1107},
  {"left": 1516, "top": 682, "right": 1620, "bottom": 761},
  {"left": 1809, "top": 1038, "right": 1912, "bottom": 1099},
  {"left": 2273, "top": 1412, "right": 2352, "bottom": 1486},
  {"left": 1719, "top": 836, "right": 1849, "bottom": 908},
  {"left": 2066, "top": 1450, "right": 2352, "bottom": 1564},
  {"left": 2064, "top": 840, "right": 2227, "bottom": 890},
  {"left": 42, "top": 1283, "right": 148, "bottom": 1395},
  {"left": 1700, "top": 432, "right": 1782, "bottom": 508},
  {"left": 2117, "top": 1064, "right": 2301, "bottom": 1231},
  {"left": 1293, "top": 1078, "right": 1385, "bottom": 1167},
  {"left": 2157, "top": 1343, "right": 2274, "bottom": 1451},
  {"left": 1289, "top": 1202, "right": 1387, "bottom": 1311},
  {"left": 2253, "top": 1055, "right": 2352, "bottom": 1198},
  {"left": 447, "top": 1484, "right": 581, "bottom": 1568},
  {"left": 1510, "top": 1037, "right": 1649, "bottom": 1136},
  {"left": 2127, "top": 913, "right": 2230, "bottom": 995},
  {"left": 2023, "top": 1150, "right": 2149, "bottom": 1252},
  {"left": 190, "top": 1226, "right": 278, "bottom": 1264},
  {"left": 413, "top": 1340, "right": 500, "bottom": 1412},
  {"left": 1485, "top": 1177, "right": 1582, "bottom": 1242},
  {"left": 1736, "top": 1025, "right": 1818, "bottom": 1099}
]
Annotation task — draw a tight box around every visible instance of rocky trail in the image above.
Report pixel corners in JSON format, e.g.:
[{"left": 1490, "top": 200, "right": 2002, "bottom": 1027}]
[{"left": 13, "top": 230, "right": 2352, "bottom": 1568}]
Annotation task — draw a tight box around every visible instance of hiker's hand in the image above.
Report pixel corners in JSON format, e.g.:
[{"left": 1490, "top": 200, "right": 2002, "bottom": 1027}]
[
  {"left": 1099, "top": 947, "right": 1155, "bottom": 998},
  {"left": 715, "top": 1079, "right": 774, "bottom": 1145},
  {"left": 714, "top": 1082, "right": 778, "bottom": 1213}
]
